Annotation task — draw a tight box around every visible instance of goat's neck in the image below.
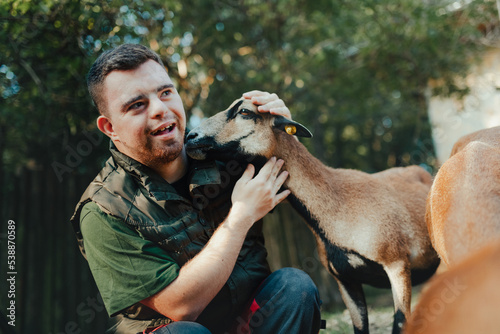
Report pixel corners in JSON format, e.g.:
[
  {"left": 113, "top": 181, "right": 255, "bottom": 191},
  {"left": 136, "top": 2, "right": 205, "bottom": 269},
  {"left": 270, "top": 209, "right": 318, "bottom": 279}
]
[{"left": 274, "top": 131, "right": 342, "bottom": 215}]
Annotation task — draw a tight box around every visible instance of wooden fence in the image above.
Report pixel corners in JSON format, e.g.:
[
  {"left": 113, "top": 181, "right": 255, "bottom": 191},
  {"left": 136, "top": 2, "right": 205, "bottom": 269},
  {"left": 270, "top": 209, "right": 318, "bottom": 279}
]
[{"left": 0, "top": 166, "right": 347, "bottom": 334}]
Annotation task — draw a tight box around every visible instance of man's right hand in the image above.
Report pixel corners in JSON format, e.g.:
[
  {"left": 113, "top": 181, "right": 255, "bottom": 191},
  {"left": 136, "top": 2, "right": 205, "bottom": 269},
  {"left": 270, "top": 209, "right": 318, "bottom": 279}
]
[{"left": 229, "top": 157, "right": 290, "bottom": 229}]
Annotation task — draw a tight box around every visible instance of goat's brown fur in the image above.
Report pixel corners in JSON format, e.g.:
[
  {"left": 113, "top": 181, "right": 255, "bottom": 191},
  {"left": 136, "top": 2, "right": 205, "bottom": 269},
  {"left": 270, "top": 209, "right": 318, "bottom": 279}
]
[
  {"left": 426, "top": 126, "right": 500, "bottom": 266},
  {"left": 404, "top": 239, "right": 500, "bottom": 334},
  {"left": 186, "top": 99, "right": 440, "bottom": 334}
]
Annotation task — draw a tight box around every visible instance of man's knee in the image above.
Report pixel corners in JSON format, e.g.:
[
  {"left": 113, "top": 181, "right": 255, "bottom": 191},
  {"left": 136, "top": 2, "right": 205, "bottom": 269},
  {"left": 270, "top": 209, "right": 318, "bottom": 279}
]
[
  {"left": 249, "top": 268, "right": 322, "bottom": 333},
  {"left": 264, "top": 268, "right": 321, "bottom": 312},
  {"left": 274, "top": 267, "right": 319, "bottom": 301}
]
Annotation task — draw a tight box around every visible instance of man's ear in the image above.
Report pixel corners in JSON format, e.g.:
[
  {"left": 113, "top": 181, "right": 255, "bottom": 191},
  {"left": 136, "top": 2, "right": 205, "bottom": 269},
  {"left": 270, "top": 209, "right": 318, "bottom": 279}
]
[
  {"left": 273, "top": 116, "right": 313, "bottom": 138},
  {"left": 96, "top": 115, "right": 117, "bottom": 140}
]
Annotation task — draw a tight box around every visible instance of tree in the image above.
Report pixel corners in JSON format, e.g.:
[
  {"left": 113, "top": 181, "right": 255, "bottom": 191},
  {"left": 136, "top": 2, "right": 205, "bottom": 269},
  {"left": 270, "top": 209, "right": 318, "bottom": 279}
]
[{"left": 1, "top": 0, "right": 497, "bottom": 176}]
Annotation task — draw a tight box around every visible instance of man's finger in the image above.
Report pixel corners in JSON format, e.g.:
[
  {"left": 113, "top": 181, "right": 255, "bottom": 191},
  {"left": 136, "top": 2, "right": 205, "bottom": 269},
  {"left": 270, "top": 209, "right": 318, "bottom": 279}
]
[
  {"left": 270, "top": 158, "right": 285, "bottom": 180},
  {"left": 251, "top": 93, "right": 278, "bottom": 106},
  {"left": 242, "top": 90, "right": 267, "bottom": 99},
  {"left": 260, "top": 105, "right": 291, "bottom": 119},
  {"left": 239, "top": 164, "right": 255, "bottom": 184},
  {"left": 274, "top": 189, "right": 291, "bottom": 205},
  {"left": 274, "top": 170, "right": 289, "bottom": 193},
  {"left": 255, "top": 157, "right": 277, "bottom": 182}
]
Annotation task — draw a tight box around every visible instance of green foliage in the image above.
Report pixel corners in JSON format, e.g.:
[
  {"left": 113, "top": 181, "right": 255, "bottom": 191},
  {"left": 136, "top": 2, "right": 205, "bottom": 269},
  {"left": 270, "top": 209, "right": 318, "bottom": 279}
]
[{"left": 1, "top": 0, "right": 498, "bottom": 174}]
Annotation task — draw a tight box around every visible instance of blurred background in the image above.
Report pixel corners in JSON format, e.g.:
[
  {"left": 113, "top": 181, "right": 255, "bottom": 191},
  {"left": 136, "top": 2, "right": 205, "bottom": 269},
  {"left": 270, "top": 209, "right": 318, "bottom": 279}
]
[{"left": 1, "top": 0, "right": 499, "bottom": 333}]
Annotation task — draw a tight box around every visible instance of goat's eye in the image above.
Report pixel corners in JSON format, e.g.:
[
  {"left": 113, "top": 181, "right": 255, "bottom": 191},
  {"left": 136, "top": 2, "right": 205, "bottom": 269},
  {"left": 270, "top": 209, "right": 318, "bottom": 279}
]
[{"left": 239, "top": 109, "right": 252, "bottom": 116}]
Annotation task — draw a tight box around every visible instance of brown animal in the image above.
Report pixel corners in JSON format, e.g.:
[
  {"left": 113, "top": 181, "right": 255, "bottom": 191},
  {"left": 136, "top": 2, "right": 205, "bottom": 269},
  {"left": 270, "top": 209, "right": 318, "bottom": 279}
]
[
  {"left": 404, "top": 239, "right": 500, "bottom": 334},
  {"left": 426, "top": 126, "right": 500, "bottom": 266},
  {"left": 185, "top": 98, "right": 440, "bottom": 334}
]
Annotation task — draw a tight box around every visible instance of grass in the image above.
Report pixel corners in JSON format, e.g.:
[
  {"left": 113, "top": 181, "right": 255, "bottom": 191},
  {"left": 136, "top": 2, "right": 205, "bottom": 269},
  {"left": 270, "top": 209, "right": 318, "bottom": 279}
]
[
  {"left": 322, "top": 306, "right": 395, "bottom": 334},
  {"left": 320, "top": 285, "right": 424, "bottom": 333}
]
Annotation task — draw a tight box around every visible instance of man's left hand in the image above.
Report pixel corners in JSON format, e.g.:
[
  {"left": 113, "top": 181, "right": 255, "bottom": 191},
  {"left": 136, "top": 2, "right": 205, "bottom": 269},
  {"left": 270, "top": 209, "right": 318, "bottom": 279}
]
[{"left": 242, "top": 90, "right": 292, "bottom": 120}]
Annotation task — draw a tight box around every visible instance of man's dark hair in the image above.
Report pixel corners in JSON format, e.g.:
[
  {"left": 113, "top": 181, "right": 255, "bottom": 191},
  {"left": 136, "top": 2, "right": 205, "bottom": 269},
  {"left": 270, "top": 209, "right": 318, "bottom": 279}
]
[{"left": 87, "top": 43, "right": 165, "bottom": 115}]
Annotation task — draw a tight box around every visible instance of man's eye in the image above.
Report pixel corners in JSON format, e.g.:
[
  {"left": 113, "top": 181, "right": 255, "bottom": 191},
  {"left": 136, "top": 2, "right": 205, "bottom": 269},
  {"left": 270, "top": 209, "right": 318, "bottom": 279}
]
[
  {"left": 161, "top": 90, "right": 171, "bottom": 97},
  {"left": 129, "top": 101, "right": 145, "bottom": 110}
]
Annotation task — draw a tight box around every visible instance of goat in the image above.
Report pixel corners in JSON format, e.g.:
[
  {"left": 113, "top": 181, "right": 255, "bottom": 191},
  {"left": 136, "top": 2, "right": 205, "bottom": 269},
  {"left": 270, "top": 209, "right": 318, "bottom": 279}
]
[
  {"left": 185, "top": 98, "right": 440, "bottom": 334},
  {"left": 425, "top": 126, "right": 500, "bottom": 266},
  {"left": 404, "top": 239, "right": 500, "bottom": 334}
]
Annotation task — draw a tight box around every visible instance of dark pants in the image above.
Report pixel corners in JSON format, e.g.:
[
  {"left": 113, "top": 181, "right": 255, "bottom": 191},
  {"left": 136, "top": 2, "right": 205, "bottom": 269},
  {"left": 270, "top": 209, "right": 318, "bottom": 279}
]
[{"left": 154, "top": 267, "right": 321, "bottom": 334}]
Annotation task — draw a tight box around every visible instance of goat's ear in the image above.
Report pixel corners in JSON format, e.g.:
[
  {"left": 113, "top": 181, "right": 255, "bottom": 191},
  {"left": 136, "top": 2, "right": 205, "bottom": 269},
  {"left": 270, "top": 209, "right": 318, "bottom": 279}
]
[{"left": 273, "top": 116, "right": 313, "bottom": 138}]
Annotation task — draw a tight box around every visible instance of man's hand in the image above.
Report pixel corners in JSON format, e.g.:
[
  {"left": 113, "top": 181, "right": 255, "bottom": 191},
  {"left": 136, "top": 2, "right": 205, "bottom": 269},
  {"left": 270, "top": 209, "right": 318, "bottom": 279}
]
[
  {"left": 243, "top": 90, "right": 292, "bottom": 120},
  {"left": 230, "top": 157, "right": 290, "bottom": 228}
]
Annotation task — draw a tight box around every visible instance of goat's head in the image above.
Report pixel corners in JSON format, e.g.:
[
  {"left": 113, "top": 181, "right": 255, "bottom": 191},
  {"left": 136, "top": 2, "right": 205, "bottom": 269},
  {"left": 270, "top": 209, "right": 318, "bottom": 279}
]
[{"left": 185, "top": 98, "right": 312, "bottom": 162}]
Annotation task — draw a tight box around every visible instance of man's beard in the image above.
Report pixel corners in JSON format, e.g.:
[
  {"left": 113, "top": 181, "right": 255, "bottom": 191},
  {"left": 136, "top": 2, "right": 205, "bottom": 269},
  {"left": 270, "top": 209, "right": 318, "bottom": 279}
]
[
  {"left": 117, "top": 121, "right": 186, "bottom": 169},
  {"left": 139, "top": 139, "right": 184, "bottom": 168}
]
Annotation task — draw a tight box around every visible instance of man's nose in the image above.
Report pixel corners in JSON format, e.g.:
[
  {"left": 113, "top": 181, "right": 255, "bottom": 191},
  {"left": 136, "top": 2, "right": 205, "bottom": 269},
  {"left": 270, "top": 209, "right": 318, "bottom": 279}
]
[{"left": 150, "top": 96, "right": 168, "bottom": 119}]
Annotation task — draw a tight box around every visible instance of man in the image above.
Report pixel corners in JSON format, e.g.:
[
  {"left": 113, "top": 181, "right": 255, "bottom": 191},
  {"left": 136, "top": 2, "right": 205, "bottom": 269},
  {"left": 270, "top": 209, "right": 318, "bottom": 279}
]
[{"left": 71, "top": 43, "right": 321, "bottom": 334}]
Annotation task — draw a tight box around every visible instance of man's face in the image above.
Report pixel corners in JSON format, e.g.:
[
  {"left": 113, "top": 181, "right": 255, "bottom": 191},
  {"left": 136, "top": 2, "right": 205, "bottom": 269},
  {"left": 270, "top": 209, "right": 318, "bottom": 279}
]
[{"left": 100, "top": 59, "right": 186, "bottom": 168}]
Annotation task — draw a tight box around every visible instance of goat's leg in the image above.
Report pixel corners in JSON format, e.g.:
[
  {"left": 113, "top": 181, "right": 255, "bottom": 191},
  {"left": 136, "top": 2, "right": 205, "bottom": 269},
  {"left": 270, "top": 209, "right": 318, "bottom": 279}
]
[
  {"left": 384, "top": 260, "right": 412, "bottom": 334},
  {"left": 335, "top": 278, "right": 369, "bottom": 334}
]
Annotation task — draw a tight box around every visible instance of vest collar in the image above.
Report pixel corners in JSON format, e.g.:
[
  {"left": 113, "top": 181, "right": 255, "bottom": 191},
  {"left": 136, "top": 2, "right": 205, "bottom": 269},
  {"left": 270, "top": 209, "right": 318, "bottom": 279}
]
[{"left": 108, "top": 141, "right": 221, "bottom": 201}]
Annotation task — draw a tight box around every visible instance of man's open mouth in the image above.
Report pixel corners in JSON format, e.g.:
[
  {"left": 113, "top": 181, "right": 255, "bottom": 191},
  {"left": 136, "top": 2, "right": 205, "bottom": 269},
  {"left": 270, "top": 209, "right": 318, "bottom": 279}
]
[{"left": 151, "top": 124, "right": 175, "bottom": 136}]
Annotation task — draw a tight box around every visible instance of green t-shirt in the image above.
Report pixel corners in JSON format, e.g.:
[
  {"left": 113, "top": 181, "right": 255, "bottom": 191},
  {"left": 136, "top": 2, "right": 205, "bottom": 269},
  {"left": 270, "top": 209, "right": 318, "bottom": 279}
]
[{"left": 80, "top": 202, "right": 180, "bottom": 316}]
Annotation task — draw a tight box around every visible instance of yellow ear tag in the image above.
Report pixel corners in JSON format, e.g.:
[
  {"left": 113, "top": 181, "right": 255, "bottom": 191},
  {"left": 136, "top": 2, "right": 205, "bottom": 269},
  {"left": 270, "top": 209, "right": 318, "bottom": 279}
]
[{"left": 285, "top": 125, "right": 297, "bottom": 135}]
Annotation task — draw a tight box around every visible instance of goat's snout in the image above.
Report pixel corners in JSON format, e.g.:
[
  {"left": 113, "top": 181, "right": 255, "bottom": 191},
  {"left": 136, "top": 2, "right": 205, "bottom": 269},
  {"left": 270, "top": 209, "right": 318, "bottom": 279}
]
[
  {"left": 186, "top": 130, "right": 199, "bottom": 141},
  {"left": 185, "top": 129, "right": 212, "bottom": 161}
]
